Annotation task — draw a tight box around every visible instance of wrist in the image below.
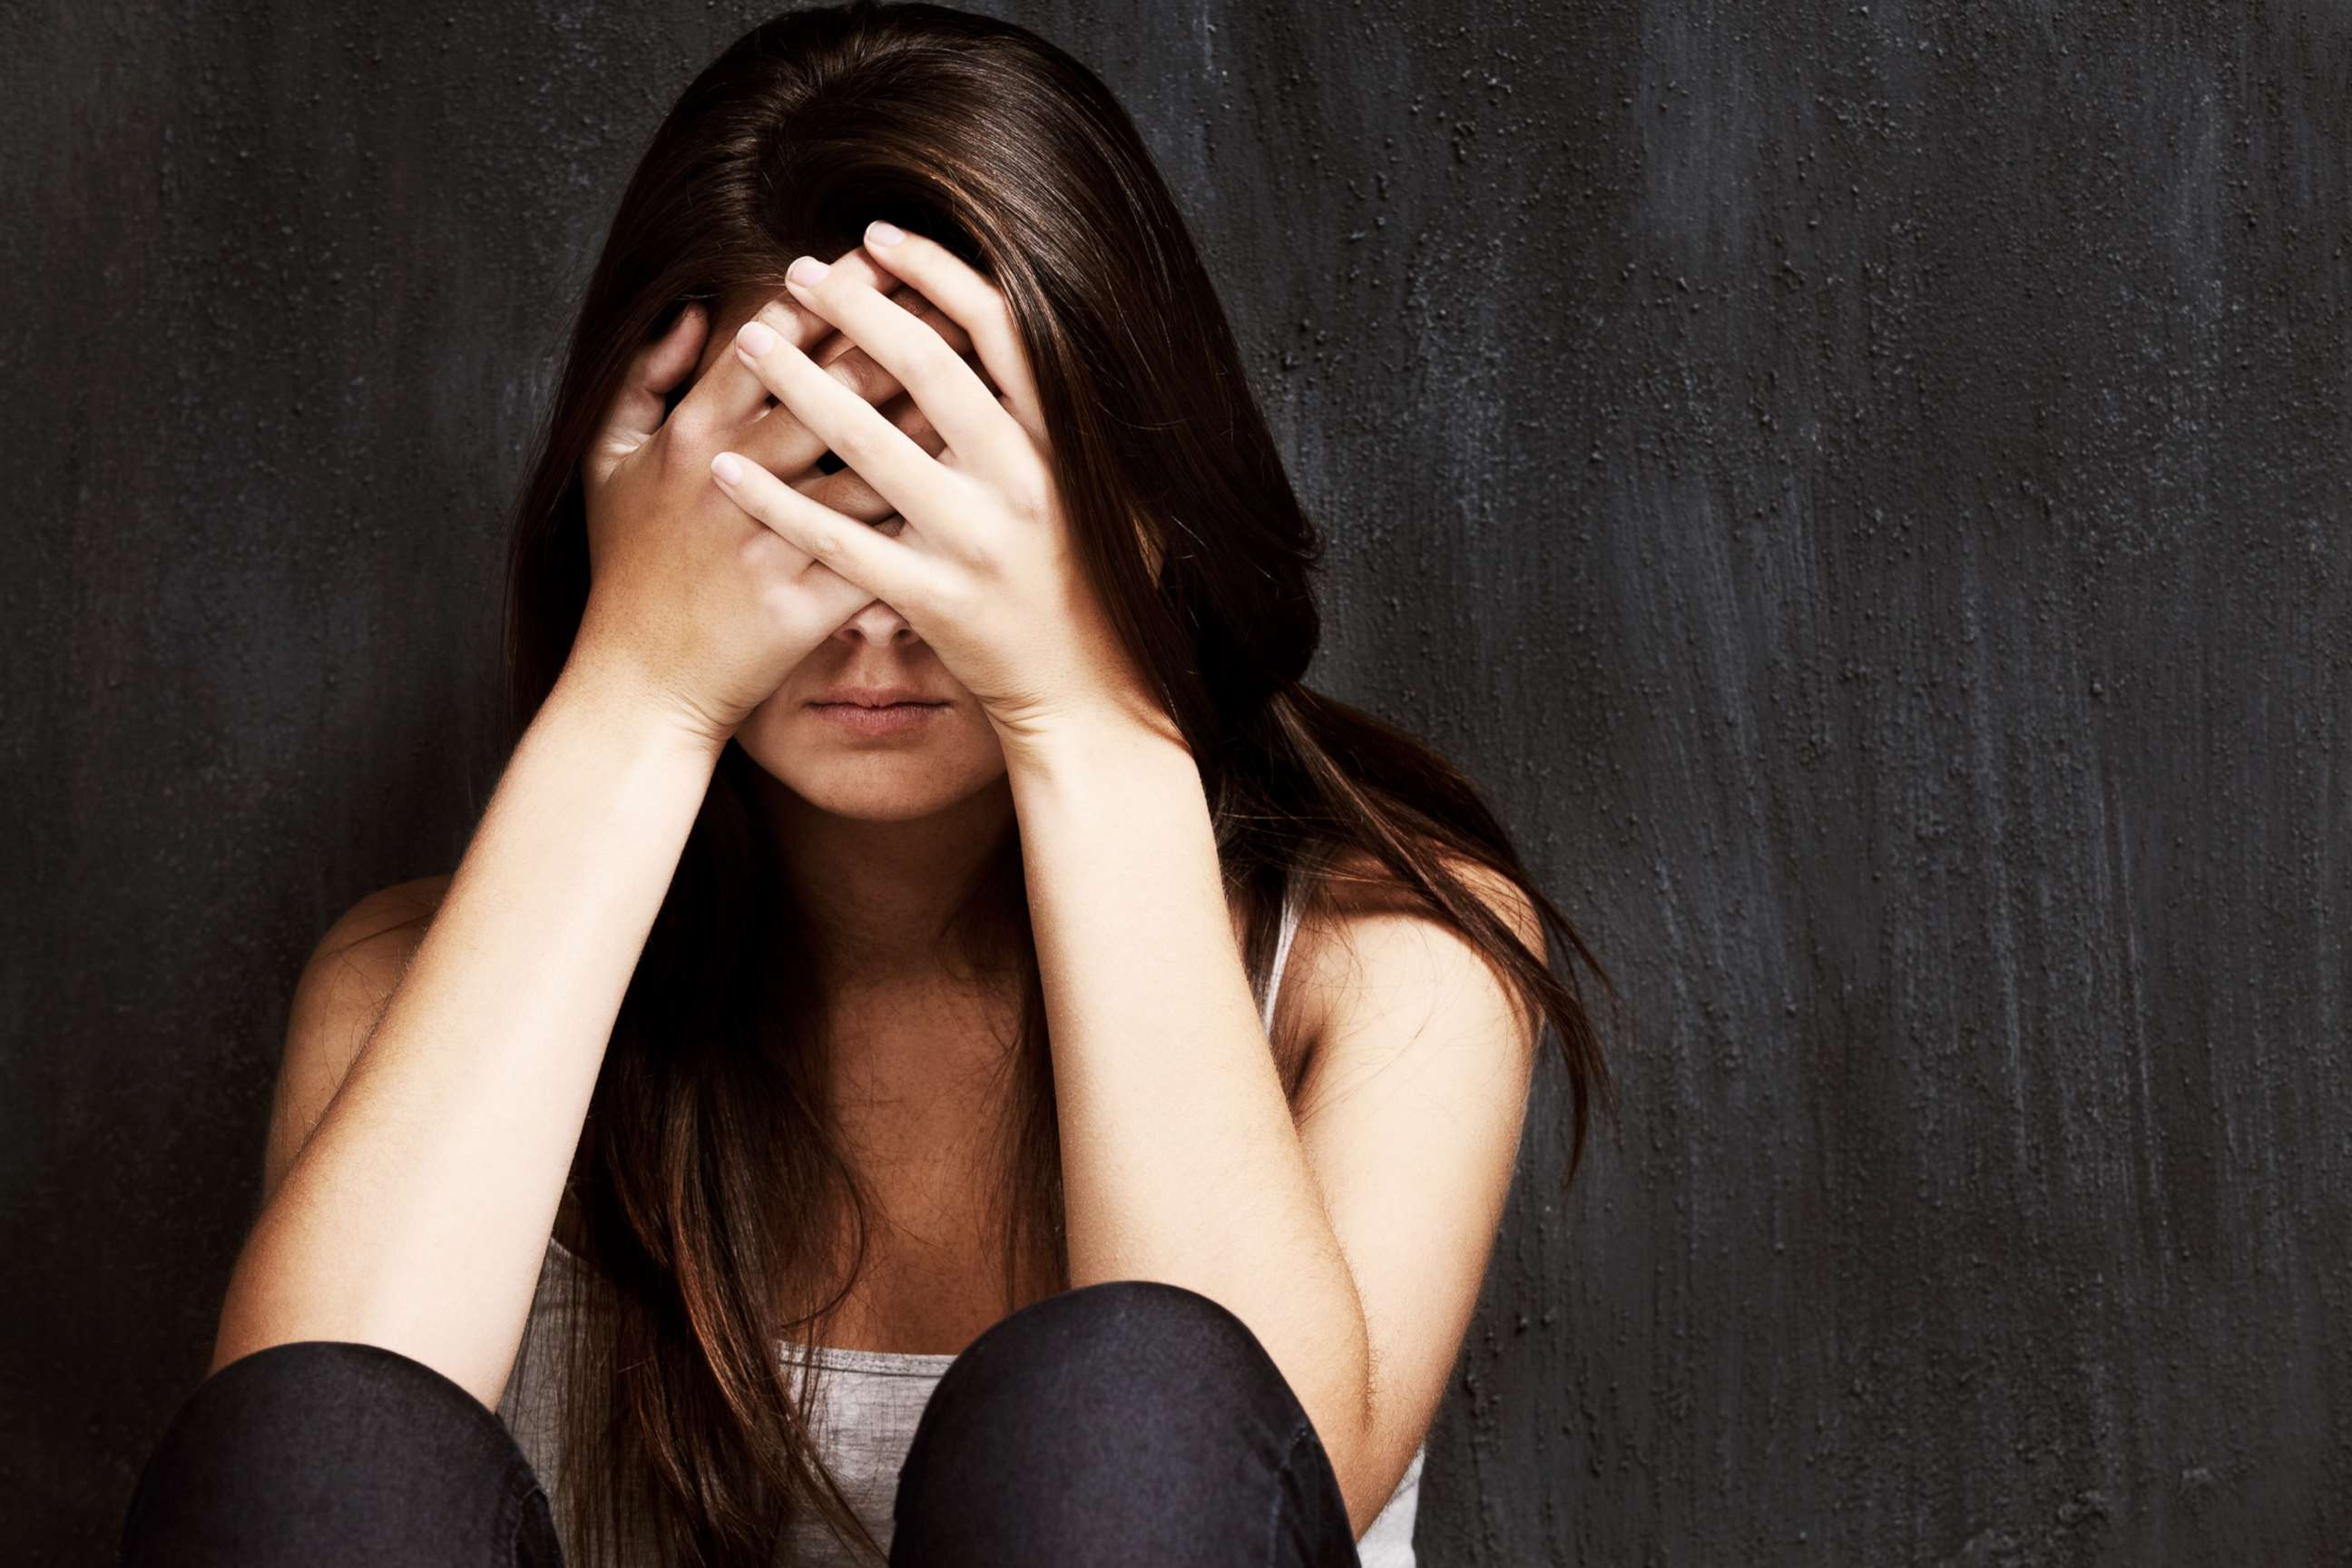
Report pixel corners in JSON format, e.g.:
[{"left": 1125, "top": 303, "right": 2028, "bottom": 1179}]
[
  {"left": 996, "top": 702, "right": 1195, "bottom": 787},
  {"left": 546, "top": 652, "right": 732, "bottom": 768}
]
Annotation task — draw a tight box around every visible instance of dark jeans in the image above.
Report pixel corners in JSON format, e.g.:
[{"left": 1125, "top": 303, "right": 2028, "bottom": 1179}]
[{"left": 120, "top": 1277, "right": 1363, "bottom": 1567}]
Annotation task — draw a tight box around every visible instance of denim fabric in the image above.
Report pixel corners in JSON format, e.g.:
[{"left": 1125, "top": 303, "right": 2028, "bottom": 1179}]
[{"left": 119, "top": 1279, "right": 1360, "bottom": 1567}]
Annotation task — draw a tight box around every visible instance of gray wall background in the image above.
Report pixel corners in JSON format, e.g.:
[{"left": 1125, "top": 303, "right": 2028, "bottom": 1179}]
[{"left": 5, "top": 1, "right": 2346, "bottom": 1563}]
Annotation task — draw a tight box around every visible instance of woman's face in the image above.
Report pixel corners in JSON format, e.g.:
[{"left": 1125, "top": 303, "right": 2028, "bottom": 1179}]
[{"left": 692, "top": 289, "right": 1008, "bottom": 823}]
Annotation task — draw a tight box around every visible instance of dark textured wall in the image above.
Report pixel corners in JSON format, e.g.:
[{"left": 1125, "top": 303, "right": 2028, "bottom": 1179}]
[{"left": 5, "top": 2, "right": 2346, "bottom": 1563}]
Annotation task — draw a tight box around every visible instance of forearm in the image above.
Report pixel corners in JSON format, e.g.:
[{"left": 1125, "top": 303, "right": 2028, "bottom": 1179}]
[
  {"left": 210, "top": 660, "right": 723, "bottom": 1404},
  {"left": 1005, "top": 722, "right": 1373, "bottom": 1458}
]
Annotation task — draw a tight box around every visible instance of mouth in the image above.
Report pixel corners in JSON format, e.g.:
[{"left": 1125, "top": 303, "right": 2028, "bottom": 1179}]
[{"left": 806, "top": 699, "right": 949, "bottom": 736}]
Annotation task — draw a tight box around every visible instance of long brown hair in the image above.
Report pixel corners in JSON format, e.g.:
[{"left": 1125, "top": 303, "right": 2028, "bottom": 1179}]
[{"left": 496, "top": 4, "right": 1616, "bottom": 1563}]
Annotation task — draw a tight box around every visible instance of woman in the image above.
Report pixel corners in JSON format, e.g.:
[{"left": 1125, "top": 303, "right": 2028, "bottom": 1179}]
[{"left": 120, "top": 4, "right": 1612, "bottom": 1565}]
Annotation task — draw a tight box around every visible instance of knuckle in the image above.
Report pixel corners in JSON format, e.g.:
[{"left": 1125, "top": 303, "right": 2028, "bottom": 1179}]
[
  {"left": 959, "top": 533, "right": 1004, "bottom": 579},
  {"left": 663, "top": 400, "right": 709, "bottom": 447},
  {"left": 760, "top": 577, "right": 800, "bottom": 625},
  {"left": 1003, "top": 460, "right": 1051, "bottom": 516},
  {"left": 903, "top": 336, "right": 960, "bottom": 388},
  {"left": 920, "top": 571, "right": 968, "bottom": 622},
  {"left": 829, "top": 419, "right": 882, "bottom": 469}
]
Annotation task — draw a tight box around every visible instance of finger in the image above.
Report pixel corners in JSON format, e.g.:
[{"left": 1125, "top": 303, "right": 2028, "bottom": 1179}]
[
  {"left": 812, "top": 285, "right": 977, "bottom": 374},
  {"left": 730, "top": 316, "right": 970, "bottom": 532},
  {"left": 732, "top": 333, "right": 946, "bottom": 482},
  {"left": 710, "top": 449, "right": 934, "bottom": 612},
  {"left": 779, "top": 253, "right": 1029, "bottom": 480},
  {"left": 804, "top": 290, "right": 976, "bottom": 427},
  {"left": 588, "top": 301, "right": 708, "bottom": 483},
  {"left": 793, "top": 478, "right": 906, "bottom": 541},
  {"left": 735, "top": 336, "right": 894, "bottom": 480},
  {"left": 799, "top": 296, "right": 983, "bottom": 439},
  {"left": 673, "top": 247, "right": 907, "bottom": 431},
  {"left": 729, "top": 283, "right": 975, "bottom": 480},
  {"left": 678, "top": 299, "right": 822, "bottom": 433},
  {"left": 802, "top": 332, "right": 978, "bottom": 430},
  {"left": 789, "top": 307, "right": 974, "bottom": 475},
  {"left": 858, "top": 221, "right": 1044, "bottom": 445},
  {"left": 797, "top": 391, "right": 945, "bottom": 519},
  {"left": 876, "top": 387, "right": 946, "bottom": 456},
  {"left": 794, "top": 466, "right": 897, "bottom": 525}
]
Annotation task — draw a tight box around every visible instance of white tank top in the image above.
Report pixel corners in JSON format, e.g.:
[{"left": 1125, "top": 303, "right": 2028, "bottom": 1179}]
[{"left": 497, "top": 886, "right": 1429, "bottom": 1564}]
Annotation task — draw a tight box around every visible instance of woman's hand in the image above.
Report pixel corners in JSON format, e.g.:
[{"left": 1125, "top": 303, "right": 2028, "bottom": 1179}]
[
  {"left": 566, "top": 250, "right": 986, "bottom": 746},
  {"left": 704, "top": 220, "right": 1168, "bottom": 756}
]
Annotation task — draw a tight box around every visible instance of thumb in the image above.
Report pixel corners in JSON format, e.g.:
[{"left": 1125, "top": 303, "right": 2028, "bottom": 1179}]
[
  {"left": 588, "top": 301, "right": 711, "bottom": 482},
  {"left": 639, "top": 299, "right": 710, "bottom": 397}
]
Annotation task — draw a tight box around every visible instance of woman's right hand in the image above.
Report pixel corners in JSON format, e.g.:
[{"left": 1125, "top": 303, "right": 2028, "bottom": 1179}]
[{"left": 567, "top": 247, "right": 970, "bottom": 746}]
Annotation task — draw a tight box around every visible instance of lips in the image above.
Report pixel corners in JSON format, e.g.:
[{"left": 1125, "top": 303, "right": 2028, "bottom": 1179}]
[
  {"left": 806, "top": 687, "right": 946, "bottom": 708},
  {"left": 808, "top": 698, "right": 948, "bottom": 737}
]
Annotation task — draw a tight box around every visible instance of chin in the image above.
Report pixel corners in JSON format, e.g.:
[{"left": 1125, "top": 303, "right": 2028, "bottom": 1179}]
[{"left": 732, "top": 691, "right": 1008, "bottom": 821}]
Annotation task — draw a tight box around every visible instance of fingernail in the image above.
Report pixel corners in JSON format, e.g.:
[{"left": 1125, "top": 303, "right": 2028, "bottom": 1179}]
[
  {"left": 736, "top": 319, "right": 778, "bottom": 357},
  {"left": 710, "top": 452, "right": 743, "bottom": 484},
  {"left": 788, "top": 255, "right": 829, "bottom": 286},
  {"left": 867, "top": 220, "right": 906, "bottom": 247}
]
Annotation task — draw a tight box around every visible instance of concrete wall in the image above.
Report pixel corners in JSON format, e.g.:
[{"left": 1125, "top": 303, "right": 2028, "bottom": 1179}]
[{"left": 5, "top": 1, "right": 2345, "bottom": 1562}]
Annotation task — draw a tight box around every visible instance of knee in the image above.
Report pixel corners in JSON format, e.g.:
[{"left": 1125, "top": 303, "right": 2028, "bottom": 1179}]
[
  {"left": 891, "top": 1279, "right": 1311, "bottom": 1559},
  {"left": 931, "top": 1277, "right": 1289, "bottom": 1436},
  {"left": 121, "top": 1340, "right": 554, "bottom": 1568}
]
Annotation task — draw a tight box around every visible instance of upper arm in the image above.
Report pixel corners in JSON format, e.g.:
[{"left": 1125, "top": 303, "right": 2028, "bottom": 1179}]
[
  {"left": 1280, "top": 857, "right": 1545, "bottom": 1532},
  {"left": 261, "top": 875, "right": 450, "bottom": 1208}
]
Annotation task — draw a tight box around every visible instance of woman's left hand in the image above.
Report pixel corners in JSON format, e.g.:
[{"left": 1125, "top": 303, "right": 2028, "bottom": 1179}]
[{"left": 708, "top": 220, "right": 1168, "bottom": 758}]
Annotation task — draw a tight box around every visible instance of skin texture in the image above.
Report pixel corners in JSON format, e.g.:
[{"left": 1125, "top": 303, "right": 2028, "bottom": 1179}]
[
  {"left": 706, "top": 224, "right": 1544, "bottom": 1534},
  {"left": 691, "top": 268, "right": 1020, "bottom": 834},
  {"left": 220, "top": 222, "right": 1543, "bottom": 1541}
]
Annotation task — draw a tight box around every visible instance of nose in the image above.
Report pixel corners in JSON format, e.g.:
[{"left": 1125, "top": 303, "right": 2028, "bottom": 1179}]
[{"left": 832, "top": 597, "right": 919, "bottom": 646}]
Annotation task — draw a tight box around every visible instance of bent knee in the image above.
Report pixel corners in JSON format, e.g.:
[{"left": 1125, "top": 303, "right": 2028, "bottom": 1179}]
[
  {"left": 894, "top": 1279, "right": 1312, "bottom": 1521},
  {"left": 121, "top": 1340, "right": 552, "bottom": 1568},
  {"left": 936, "top": 1278, "right": 1286, "bottom": 1423}
]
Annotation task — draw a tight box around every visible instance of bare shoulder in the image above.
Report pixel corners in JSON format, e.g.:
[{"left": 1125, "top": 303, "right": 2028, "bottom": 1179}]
[
  {"left": 1275, "top": 846, "right": 1546, "bottom": 1072},
  {"left": 262, "top": 874, "right": 454, "bottom": 1203}
]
